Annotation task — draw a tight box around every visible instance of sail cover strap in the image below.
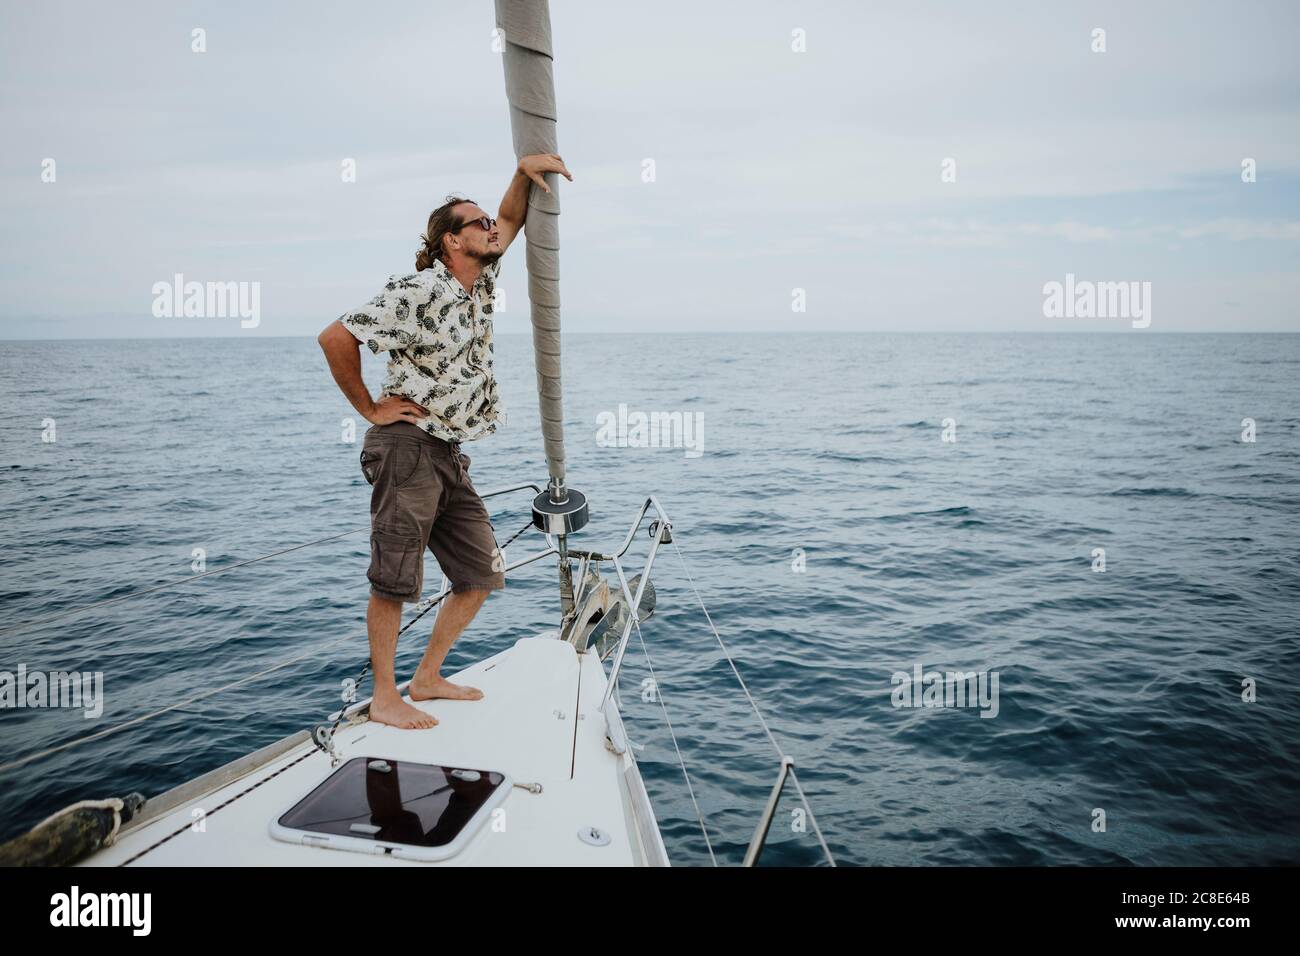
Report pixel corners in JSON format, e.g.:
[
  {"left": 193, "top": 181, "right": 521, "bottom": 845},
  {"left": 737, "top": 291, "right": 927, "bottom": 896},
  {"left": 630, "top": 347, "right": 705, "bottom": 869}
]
[{"left": 495, "top": 0, "right": 566, "bottom": 487}]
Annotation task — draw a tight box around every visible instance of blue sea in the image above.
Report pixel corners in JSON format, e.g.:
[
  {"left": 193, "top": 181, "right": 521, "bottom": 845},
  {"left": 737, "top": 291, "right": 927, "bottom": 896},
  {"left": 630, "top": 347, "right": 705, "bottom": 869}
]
[{"left": 1, "top": 333, "right": 1298, "bottom": 866}]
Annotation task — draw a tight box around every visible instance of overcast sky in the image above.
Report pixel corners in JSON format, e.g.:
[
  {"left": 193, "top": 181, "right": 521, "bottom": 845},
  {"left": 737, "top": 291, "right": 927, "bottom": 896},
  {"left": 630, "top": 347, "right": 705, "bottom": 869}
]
[{"left": 1, "top": 0, "right": 1297, "bottom": 337}]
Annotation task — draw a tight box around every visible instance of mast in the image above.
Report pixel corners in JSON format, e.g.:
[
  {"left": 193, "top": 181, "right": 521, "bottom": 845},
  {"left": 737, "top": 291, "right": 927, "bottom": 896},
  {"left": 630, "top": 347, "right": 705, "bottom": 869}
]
[{"left": 495, "top": 0, "right": 588, "bottom": 615}]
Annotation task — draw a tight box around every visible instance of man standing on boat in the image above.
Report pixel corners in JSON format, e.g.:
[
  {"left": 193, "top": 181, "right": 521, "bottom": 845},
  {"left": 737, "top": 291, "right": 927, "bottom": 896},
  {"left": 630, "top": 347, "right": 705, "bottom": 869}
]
[{"left": 318, "top": 153, "right": 573, "bottom": 729}]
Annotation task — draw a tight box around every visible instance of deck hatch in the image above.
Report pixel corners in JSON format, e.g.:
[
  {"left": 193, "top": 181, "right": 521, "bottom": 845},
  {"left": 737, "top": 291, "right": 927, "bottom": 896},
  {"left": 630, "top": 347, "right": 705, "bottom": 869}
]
[{"left": 269, "top": 757, "right": 511, "bottom": 861}]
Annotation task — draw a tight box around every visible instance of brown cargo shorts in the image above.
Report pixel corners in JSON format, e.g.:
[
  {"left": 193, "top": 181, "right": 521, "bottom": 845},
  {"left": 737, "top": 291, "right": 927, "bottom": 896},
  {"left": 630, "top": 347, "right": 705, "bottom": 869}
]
[{"left": 358, "top": 421, "right": 506, "bottom": 603}]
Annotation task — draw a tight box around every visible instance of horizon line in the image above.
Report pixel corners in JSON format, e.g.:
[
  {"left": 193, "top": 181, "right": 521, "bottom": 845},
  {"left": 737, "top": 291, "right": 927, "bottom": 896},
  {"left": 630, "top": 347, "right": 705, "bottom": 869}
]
[{"left": 3, "top": 328, "right": 1299, "bottom": 343}]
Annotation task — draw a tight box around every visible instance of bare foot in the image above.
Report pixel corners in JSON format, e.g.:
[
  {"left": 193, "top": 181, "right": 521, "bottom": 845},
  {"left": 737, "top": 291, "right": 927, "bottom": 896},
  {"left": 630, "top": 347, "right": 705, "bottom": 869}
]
[
  {"left": 369, "top": 695, "right": 438, "bottom": 729},
  {"left": 409, "top": 673, "right": 484, "bottom": 702}
]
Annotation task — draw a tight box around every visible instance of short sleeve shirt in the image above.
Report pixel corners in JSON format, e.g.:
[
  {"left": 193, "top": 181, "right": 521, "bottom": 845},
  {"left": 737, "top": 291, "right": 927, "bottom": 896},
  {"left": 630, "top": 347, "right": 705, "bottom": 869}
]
[{"left": 339, "top": 257, "right": 506, "bottom": 443}]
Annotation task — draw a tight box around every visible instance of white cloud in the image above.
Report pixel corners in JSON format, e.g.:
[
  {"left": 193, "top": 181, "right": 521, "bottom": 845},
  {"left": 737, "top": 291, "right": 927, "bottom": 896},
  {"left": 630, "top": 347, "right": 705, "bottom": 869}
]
[{"left": 1, "top": 0, "right": 1298, "bottom": 333}]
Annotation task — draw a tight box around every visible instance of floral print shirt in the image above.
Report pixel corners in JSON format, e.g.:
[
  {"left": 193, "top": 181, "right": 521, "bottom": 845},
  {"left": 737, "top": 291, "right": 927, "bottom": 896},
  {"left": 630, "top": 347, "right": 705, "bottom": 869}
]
[{"left": 339, "top": 257, "right": 506, "bottom": 443}]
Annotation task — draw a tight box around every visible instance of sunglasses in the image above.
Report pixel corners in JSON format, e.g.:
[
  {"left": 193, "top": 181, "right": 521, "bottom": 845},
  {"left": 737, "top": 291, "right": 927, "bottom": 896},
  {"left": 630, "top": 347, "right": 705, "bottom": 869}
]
[{"left": 453, "top": 216, "right": 496, "bottom": 233}]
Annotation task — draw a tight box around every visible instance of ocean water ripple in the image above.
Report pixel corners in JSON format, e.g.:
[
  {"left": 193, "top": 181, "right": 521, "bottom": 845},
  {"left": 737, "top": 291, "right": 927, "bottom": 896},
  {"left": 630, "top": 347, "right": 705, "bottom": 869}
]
[{"left": 1, "top": 332, "right": 1298, "bottom": 866}]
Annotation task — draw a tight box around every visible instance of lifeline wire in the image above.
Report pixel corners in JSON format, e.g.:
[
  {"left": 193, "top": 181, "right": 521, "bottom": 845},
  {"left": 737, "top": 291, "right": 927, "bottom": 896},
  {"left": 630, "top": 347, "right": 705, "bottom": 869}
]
[{"left": 668, "top": 538, "right": 837, "bottom": 867}]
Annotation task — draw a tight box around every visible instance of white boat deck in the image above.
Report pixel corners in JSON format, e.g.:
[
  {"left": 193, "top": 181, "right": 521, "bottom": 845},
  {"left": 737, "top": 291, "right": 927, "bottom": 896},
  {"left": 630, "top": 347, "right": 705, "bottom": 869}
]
[{"left": 80, "top": 635, "right": 667, "bottom": 867}]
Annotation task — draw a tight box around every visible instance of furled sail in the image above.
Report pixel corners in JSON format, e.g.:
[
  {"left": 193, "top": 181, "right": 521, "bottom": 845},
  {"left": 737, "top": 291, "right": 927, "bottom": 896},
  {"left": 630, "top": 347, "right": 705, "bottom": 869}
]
[{"left": 495, "top": 0, "right": 566, "bottom": 490}]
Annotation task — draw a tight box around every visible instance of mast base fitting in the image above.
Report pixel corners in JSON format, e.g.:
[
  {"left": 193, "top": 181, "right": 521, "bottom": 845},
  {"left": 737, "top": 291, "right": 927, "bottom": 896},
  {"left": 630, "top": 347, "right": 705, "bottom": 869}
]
[{"left": 532, "top": 487, "right": 589, "bottom": 536}]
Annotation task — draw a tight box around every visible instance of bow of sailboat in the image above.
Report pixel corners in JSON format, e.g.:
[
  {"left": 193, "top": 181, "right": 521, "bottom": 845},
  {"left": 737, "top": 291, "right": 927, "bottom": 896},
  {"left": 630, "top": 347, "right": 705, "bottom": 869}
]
[{"left": 73, "top": 635, "right": 667, "bottom": 867}]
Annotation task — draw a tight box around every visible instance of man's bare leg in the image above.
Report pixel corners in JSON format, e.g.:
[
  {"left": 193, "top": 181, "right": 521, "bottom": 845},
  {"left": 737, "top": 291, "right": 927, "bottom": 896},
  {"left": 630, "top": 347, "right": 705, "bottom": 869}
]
[
  {"left": 409, "top": 588, "right": 490, "bottom": 702},
  {"left": 366, "top": 593, "right": 439, "bottom": 729}
]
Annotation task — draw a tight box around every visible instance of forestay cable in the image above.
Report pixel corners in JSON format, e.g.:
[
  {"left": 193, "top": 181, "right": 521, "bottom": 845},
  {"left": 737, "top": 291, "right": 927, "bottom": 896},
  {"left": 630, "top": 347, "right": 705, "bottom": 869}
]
[{"left": 612, "top": 554, "right": 718, "bottom": 866}]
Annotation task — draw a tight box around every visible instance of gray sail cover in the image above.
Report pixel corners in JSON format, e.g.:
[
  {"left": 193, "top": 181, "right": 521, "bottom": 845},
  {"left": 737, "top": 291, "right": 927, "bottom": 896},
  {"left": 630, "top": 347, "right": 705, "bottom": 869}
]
[{"left": 495, "top": 0, "right": 565, "bottom": 485}]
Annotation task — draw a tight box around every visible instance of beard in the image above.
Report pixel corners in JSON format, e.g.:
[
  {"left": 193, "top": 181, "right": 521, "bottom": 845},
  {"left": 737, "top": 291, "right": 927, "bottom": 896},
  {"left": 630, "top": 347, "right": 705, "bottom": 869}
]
[{"left": 473, "top": 246, "right": 503, "bottom": 265}]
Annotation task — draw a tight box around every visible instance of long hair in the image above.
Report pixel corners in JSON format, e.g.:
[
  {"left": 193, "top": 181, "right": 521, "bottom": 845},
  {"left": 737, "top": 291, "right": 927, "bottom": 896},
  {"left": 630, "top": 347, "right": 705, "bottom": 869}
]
[{"left": 415, "top": 195, "right": 476, "bottom": 271}]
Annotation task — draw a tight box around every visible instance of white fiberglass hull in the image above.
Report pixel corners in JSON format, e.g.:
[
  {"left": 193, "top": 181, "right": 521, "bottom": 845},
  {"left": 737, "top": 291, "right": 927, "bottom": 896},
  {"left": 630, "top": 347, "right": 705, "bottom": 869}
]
[{"left": 78, "top": 635, "right": 668, "bottom": 867}]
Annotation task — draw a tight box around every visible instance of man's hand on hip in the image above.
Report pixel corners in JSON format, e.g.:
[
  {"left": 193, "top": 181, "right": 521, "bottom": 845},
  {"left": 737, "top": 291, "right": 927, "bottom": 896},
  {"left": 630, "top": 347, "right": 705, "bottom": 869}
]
[{"left": 367, "top": 394, "right": 430, "bottom": 426}]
